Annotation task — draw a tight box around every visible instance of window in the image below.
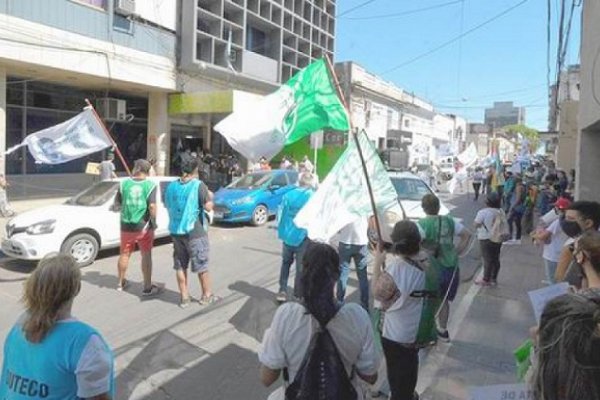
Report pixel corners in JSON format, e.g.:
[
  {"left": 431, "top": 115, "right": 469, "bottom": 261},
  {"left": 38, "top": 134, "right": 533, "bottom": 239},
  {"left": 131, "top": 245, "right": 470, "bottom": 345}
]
[
  {"left": 271, "top": 173, "right": 288, "bottom": 187},
  {"left": 285, "top": 171, "right": 299, "bottom": 185},
  {"left": 247, "top": 26, "right": 268, "bottom": 56},
  {"left": 391, "top": 178, "right": 433, "bottom": 201},
  {"left": 71, "top": 0, "right": 106, "bottom": 9},
  {"left": 114, "top": 14, "right": 133, "bottom": 33},
  {"left": 404, "top": 119, "right": 410, "bottom": 128}
]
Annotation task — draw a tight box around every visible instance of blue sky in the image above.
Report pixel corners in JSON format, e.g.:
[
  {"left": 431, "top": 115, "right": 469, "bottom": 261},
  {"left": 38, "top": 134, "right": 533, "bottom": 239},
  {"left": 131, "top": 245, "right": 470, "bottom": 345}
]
[{"left": 334, "top": 0, "right": 582, "bottom": 130}]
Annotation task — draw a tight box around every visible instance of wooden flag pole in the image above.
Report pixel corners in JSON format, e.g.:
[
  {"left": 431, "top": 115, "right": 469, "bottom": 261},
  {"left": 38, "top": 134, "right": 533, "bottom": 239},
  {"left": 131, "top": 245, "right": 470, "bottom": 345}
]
[
  {"left": 323, "top": 55, "right": 385, "bottom": 244},
  {"left": 84, "top": 99, "right": 131, "bottom": 176}
]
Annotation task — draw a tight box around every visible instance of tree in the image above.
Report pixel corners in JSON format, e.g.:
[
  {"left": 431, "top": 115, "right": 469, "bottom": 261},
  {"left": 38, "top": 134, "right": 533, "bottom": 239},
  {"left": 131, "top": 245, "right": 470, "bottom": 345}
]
[{"left": 503, "top": 124, "right": 539, "bottom": 150}]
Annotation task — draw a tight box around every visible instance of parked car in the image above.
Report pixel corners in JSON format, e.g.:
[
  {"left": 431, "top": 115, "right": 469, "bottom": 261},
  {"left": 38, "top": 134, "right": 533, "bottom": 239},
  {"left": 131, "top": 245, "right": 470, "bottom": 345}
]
[
  {"left": 212, "top": 169, "right": 299, "bottom": 226},
  {"left": 1, "top": 177, "right": 176, "bottom": 267},
  {"left": 389, "top": 171, "right": 450, "bottom": 219},
  {"left": 368, "top": 172, "right": 449, "bottom": 246}
]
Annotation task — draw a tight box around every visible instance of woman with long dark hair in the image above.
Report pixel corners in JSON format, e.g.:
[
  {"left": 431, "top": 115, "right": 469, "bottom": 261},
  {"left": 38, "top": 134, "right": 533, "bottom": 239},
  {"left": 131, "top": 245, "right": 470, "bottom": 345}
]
[
  {"left": 258, "top": 242, "right": 381, "bottom": 399},
  {"left": 532, "top": 293, "right": 600, "bottom": 400},
  {"left": 0, "top": 254, "right": 114, "bottom": 399},
  {"left": 372, "top": 220, "right": 440, "bottom": 400}
]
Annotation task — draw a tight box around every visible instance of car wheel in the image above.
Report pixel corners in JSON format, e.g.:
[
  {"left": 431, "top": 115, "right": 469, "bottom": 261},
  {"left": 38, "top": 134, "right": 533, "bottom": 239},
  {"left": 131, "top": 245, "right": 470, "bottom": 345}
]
[
  {"left": 61, "top": 233, "right": 99, "bottom": 267},
  {"left": 251, "top": 205, "right": 268, "bottom": 226}
]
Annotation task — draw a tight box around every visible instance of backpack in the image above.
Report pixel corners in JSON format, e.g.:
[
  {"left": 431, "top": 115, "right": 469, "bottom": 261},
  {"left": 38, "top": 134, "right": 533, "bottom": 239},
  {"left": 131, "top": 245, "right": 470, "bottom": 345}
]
[
  {"left": 284, "top": 306, "right": 357, "bottom": 400},
  {"left": 488, "top": 209, "right": 511, "bottom": 243}
]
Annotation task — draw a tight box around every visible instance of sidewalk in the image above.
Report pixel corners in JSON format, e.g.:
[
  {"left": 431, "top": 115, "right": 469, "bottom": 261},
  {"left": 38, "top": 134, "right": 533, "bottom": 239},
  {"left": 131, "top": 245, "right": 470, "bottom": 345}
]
[{"left": 417, "top": 236, "right": 544, "bottom": 399}]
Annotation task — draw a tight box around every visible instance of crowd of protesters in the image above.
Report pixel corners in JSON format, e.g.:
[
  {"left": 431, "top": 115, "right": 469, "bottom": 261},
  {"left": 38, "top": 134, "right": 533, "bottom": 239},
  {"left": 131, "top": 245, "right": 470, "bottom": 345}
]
[{"left": 2, "top": 148, "right": 599, "bottom": 400}]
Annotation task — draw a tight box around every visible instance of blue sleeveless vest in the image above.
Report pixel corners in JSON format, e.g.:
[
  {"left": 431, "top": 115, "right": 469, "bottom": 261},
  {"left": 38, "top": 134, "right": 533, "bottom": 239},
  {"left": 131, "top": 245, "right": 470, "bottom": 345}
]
[
  {"left": 0, "top": 319, "right": 114, "bottom": 399},
  {"left": 166, "top": 179, "right": 202, "bottom": 235}
]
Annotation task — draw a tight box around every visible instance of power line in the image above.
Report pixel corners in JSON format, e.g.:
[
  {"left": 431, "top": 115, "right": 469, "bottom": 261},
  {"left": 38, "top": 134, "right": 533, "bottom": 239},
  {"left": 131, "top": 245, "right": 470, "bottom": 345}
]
[
  {"left": 345, "top": 0, "right": 462, "bottom": 20},
  {"left": 380, "top": 0, "right": 530, "bottom": 75},
  {"left": 337, "top": 0, "right": 377, "bottom": 18},
  {"left": 438, "top": 83, "right": 547, "bottom": 103}
]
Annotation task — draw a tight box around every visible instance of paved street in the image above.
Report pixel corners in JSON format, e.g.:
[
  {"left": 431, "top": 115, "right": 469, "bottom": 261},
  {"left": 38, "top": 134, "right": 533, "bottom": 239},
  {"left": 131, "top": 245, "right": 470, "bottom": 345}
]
[{"left": 0, "top": 191, "right": 544, "bottom": 400}]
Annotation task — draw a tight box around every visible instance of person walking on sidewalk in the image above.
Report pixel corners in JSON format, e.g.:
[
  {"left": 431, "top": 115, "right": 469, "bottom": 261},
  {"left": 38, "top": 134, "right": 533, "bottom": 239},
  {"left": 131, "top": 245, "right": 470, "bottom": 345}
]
[
  {"left": 165, "top": 156, "right": 219, "bottom": 308},
  {"left": 472, "top": 167, "right": 484, "bottom": 201},
  {"left": 474, "top": 192, "right": 505, "bottom": 286},
  {"left": 113, "top": 159, "right": 161, "bottom": 296},
  {"left": 531, "top": 198, "right": 571, "bottom": 285},
  {"left": 0, "top": 254, "right": 114, "bottom": 399},
  {"left": 336, "top": 218, "right": 370, "bottom": 310},
  {"left": 506, "top": 177, "right": 526, "bottom": 245},
  {"left": 276, "top": 172, "right": 315, "bottom": 302},
  {"left": 418, "top": 194, "right": 471, "bottom": 343},
  {"left": 259, "top": 242, "right": 381, "bottom": 400},
  {"left": 0, "top": 173, "right": 15, "bottom": 217},
  {"left": 372, "top": 220, "right": 440, "bottom": 400}
]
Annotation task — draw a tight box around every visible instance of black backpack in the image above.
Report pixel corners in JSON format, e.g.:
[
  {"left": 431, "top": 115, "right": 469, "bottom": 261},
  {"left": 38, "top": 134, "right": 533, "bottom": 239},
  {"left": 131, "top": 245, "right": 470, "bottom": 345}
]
[{"left": 284, "top": 305, "right": 357, "bottom": 400}]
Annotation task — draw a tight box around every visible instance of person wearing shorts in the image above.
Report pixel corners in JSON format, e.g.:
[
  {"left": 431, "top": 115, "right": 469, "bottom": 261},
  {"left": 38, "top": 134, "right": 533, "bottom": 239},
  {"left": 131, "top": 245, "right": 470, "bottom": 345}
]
[
  {"left": 113, "top": 159, "right": 161, "bottom": 296},
  {"left": 165, "top": 155, "right": 219, "bottom": 308},
  {"left": 418, "top": 194, "right": 471, "bottom": 343}
]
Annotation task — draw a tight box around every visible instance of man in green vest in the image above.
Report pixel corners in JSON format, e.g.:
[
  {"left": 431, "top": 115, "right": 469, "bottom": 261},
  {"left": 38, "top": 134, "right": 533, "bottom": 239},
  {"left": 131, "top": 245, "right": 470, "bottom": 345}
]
[
  {"left": 418, "top": 194, "right": 471, "bottom": 342},
  {"left": 113, "top": 159, "right": 161, "bottom": 296}
]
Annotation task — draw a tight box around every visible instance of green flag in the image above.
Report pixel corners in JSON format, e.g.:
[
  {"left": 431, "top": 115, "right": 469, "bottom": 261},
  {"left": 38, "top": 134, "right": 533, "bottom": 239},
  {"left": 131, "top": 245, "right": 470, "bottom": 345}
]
[{"left": 214, "top": 59, "right": 350, "bottom": 161}]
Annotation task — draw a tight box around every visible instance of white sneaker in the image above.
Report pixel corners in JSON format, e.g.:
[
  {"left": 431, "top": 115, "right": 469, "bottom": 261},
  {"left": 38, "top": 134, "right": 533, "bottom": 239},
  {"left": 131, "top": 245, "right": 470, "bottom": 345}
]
[{"left": 276, "top": 291, "right": 287, "bottom": 302}]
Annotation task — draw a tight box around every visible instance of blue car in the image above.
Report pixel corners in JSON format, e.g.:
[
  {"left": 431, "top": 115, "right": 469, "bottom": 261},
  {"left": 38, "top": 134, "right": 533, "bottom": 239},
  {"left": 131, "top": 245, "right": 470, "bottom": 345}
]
[{"left": 212, "top": 170, "right": 299, "bottom": 226}]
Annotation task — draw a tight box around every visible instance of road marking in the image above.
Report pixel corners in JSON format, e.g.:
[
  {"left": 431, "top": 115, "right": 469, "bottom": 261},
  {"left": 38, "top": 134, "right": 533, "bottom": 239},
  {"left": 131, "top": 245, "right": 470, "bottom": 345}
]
[{"left": 416, "top": 269, "right": 484, "bottom": 395}]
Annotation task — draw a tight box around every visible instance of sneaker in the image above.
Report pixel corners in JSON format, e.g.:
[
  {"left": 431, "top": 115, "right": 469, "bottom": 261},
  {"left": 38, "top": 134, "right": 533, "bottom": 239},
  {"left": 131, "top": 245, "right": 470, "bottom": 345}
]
[
  {"left": 199, "top": 294, "right": 222, "bottom": 305},
  {"left": 276, "top": 291, "right": 287, "bottom": 302},
  {"left": 179, "top": 297, "right": 191, "bottom": 308},
  {"left": 141, "top": 284, "right": 163, "bottom": 297},
  {"left": 475, "top": 278, "right": 491, "bottom": 287},
  {"left": 117, "top": 279, "right": 129, "bottom": 291},
  {"left": 437, "top": 329, "right": 450, "bottom": 343},
  {"left": 490, "top": 279, "right": 498, "bottom": 286},
  {"left": 514, "top": 239, "right": 522, "bottom": 245}
]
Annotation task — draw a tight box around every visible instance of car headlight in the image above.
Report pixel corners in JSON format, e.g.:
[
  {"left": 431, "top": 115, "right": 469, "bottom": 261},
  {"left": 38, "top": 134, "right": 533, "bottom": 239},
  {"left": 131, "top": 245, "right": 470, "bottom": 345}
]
[
  {"left": 231, "top": 196, "right": 253, "bottom": 205},
  {"left": 26, "top": 220, "right": 56, "bottom": 235}
]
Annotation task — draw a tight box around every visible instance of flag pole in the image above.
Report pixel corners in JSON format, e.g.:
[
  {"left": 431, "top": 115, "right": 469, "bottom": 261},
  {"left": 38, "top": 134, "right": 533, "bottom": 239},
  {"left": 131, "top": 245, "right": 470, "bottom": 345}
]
[
  {"left": 323, "top": 56, "right": 385, "bottom": 243},
  {"left": 84, "top": 99, "right": 131, "bottom": 176}
]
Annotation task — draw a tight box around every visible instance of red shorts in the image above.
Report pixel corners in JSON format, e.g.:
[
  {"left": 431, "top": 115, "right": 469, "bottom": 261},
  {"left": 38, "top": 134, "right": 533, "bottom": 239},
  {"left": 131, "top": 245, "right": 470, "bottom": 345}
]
[{"left": 120, "top": 229, "right": 154, "bottom": 253}]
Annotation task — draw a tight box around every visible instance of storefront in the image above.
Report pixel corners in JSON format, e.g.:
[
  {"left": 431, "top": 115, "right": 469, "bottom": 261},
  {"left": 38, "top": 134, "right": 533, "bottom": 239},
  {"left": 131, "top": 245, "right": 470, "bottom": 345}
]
[{"left": 5, "top": 77, "right": 150, "bottom": 175}]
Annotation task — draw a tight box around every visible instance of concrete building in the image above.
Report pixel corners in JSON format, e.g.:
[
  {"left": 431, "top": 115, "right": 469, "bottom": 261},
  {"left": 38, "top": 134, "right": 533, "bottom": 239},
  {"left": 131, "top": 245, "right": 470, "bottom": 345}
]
[
  {"left": 334, "top": 61, "right": 466, "bottom": 165},
  {"left": 173, "top": 0, "right": 337, "bottom": 159},
  {"left": 467, "top": 123, "right": 493, "bottom": 157},
  {"left": 0, "top": 0, "right": 177, "bottom": 198},
  {"left": 576, "top": 0, "right": 600, "bottom": 200},
  {"left": 484, "top": 101, "right": 526, "bottom": 129},
  {"left": 548, "top": 65, "right": 580, "bottom": 172}
]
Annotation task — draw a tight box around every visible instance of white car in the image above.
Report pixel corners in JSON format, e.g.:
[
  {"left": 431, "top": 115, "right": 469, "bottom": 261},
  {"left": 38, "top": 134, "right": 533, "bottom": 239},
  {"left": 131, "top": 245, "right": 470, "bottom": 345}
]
[
  {"left": 2, "top": 177, "right": 177, "bottom": 266},
  {"left": 389, "top": 171, "right": 449, "bottom": 219}
]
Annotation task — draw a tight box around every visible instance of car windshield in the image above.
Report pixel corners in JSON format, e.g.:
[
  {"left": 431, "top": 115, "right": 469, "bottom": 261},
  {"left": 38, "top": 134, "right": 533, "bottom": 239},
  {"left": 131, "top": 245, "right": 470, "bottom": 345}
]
[
  {"left": 65, "top": 181, "right": 119, "bottom": 207},
  {"left": 391, "top": 178, "right": 433, "bottom": 201},
  {"left": 228, "top": 172, "right": 271, "bottom": 189}
]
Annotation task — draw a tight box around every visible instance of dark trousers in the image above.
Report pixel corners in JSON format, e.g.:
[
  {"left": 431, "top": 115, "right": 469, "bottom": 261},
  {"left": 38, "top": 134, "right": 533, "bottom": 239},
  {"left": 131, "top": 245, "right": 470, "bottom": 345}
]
[
  {"left": 472, "top": 182, "right": 482, "bottom": 200},
  {"left": 480, "top": 239, "right": 502, "bottom": 282},
  {"left": 508, "top": 210, "right": 523, "bottom": 240},
  {"left": 496, "top": 185, "right": 504, "bottom": 207},
  {"left": 382, "top": 337, "right": 419, "bottom": 400},
  {"left": 279, "top": 240, "right": 307, "bottom": 298}
]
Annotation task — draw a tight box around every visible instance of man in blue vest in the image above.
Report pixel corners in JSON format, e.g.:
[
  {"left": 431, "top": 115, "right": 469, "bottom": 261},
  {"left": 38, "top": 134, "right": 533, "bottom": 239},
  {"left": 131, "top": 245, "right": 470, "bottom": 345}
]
[
  {"left": 165, "top": 156, "right": 218, "bottom": 308},
  {"left": 276, "top": 172, "right": 315, "bottom": 302}
]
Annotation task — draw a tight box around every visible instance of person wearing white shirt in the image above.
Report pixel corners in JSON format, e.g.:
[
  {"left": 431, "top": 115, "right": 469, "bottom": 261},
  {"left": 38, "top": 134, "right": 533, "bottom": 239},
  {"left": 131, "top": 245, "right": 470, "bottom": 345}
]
[
  {"left": 258, "top": 242, "right": 381, "bottom": 400},
  {"left": 473, "top": 192, "right": 504, "bottom": 286},
  {"left": 336, "top": 218, "right": 370, "bottom": 310}
]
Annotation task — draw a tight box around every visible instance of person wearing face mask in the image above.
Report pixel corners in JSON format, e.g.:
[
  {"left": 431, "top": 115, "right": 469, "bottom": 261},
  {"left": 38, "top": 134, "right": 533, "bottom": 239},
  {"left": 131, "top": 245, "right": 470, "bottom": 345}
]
[
  {"left": 555, "top": 201, "right": 600, "bottom": 287},
  {"left": 531, "top": 198, "right": 571, "bottom": 285},
  {"left": 572, "top": 230, "right": 600, "bottom": 292}
]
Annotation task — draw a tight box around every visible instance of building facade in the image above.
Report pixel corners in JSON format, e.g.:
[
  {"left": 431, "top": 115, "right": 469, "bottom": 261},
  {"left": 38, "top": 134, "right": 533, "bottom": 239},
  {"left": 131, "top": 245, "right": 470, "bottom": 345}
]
[
  {"left": 172, "top": 0, "right": 337, "bottom": 162},
  {"left": 334, "top": 61, "right": 466, "bottom": 165},
  {"left": 0, "top": 0, "right": 177, "bottom": 197},
  {"left": 576, "top": 0, "right": 600, "bottom": 200},
  {"left": 484, "top": 101, "right": 526, "bottom": 129}
]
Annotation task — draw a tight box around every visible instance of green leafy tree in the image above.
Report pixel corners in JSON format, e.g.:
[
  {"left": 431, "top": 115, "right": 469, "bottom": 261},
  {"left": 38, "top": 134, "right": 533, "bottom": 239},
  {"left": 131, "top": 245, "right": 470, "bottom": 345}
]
[{"left": 504, "top": 124, "right": 539, "bottom": 150}]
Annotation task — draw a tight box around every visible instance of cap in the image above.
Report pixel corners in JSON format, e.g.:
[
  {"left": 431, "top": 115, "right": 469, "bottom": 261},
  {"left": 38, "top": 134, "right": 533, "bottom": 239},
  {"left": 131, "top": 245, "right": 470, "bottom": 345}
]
[{"left": 554, "top": 197, "right": 571, "bottom": 210}]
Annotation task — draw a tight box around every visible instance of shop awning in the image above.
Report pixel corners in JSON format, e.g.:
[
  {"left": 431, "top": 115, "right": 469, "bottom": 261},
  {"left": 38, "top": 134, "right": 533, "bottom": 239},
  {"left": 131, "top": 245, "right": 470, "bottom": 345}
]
[{"left": 168, "top": 90, "right": 263, "bottom": 115}]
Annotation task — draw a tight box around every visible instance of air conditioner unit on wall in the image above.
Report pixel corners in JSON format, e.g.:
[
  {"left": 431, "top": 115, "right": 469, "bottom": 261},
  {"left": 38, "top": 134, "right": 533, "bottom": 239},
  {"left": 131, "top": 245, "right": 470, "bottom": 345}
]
[
  {"left": 115, "top": 0, "right": 135, "bottom": 16},
  {"left": 96, "top": 98, "right": 127, "bottom": 121}
]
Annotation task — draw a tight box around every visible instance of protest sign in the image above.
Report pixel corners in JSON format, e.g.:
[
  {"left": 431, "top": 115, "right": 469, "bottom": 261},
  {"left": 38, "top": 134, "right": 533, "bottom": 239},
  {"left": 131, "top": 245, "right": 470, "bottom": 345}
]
[
  {"left": 528, "top": 282, "right": 570, "bottom": 323},
  {"left": 469, "top": 383, "right": 533, "bottom": 400}
]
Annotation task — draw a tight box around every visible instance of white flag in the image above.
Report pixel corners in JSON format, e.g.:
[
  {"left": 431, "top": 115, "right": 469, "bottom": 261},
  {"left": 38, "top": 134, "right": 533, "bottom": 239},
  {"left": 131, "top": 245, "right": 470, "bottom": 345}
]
[
  {"left": 294, "top": 131, "right": 402, "bottom": 242},
  {"left": 6, "top": 108, "right": 112, "bottom": 164}
]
